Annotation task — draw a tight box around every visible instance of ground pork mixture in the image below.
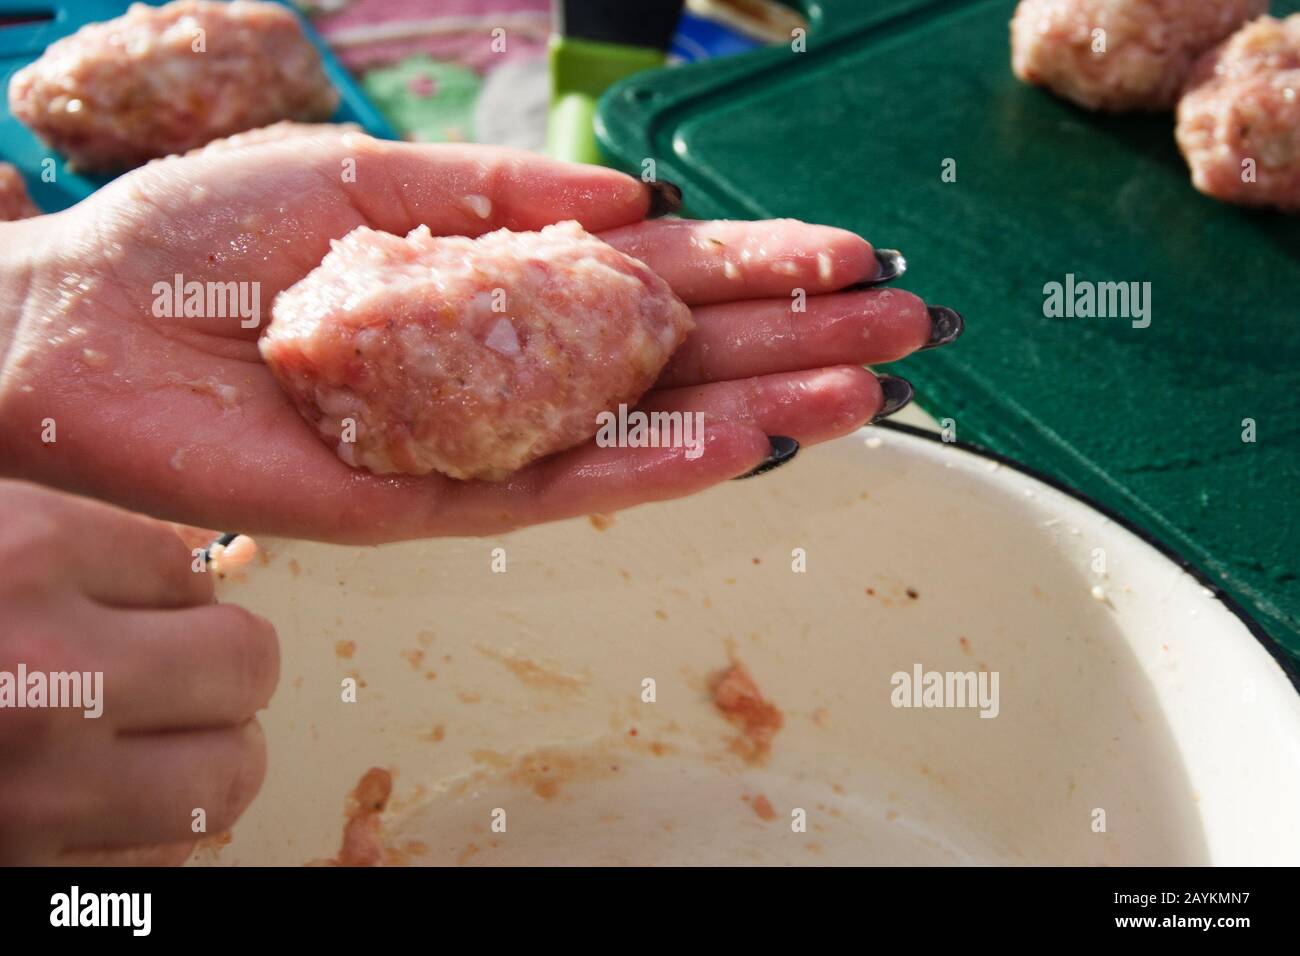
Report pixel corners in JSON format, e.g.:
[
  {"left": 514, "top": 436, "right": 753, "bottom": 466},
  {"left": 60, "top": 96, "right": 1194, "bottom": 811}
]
[
  {"left": 8, "top": 0, "right": 337, "bottom": 171},
  {"left": 261, "top": 220, "right": 693, "bottom": 481},
  {"left": 1177, "top": 14, "right": 1300, "bottom": 211},
  {"left": 1011, "top": 0, "right": 1267, "bottom": 111}
]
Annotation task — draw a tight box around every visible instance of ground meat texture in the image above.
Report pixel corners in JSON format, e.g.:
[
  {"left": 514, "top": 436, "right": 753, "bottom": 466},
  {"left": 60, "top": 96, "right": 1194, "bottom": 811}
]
[
  {"left": 308, "top": 767, "right": 392, "bottom": 867},
  {"left": 1177, "top": 15, "right": 1300, "bottom": 212},
  {"left": 8, "top": 0, "right": 338, "bottom": 172},
  {"left": 0, "top": 164, "right": 39, "bottom": 221},
  {"left": 1011, "top": 0, "right": 1268, "bottom": 111},
  {"left": 261, "top": 221, "right": 694, "bottom": 481}
]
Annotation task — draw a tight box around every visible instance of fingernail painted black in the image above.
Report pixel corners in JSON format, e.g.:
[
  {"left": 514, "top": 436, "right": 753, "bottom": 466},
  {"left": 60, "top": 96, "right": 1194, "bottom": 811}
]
[
  {"left": 922, "top": 305, "right": 965, "bottom": 350},
  {"left": 646, "top": 179, "right": 683, "bottom": 218},
  {"left": 872, "top": 248, "right": 907, "bottom": 283},
  {"left": 734, "top": 435, "right": 799, "bottom": 480},
  {"left": 872, "top": 375, "right": 914, "bottom": 423},
  {"left": 845, "top": 248, "right": 907, "bottom": 290}
]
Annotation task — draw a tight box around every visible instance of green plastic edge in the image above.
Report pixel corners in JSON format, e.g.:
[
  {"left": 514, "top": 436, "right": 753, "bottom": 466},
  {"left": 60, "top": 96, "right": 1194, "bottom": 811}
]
[{"left": 548, "top": 35, "right": 668, "bottom": 165}]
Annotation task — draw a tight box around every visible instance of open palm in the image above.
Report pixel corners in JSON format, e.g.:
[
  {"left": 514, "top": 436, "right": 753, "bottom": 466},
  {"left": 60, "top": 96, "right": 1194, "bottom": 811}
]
[{"left": 0, "top": 130, "right": 941, "bottom": 542}]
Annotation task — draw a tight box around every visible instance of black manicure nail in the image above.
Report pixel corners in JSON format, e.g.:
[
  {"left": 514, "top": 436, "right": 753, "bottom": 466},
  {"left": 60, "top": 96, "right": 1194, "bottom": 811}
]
[
  {"left": 872, "top": 248, "right": 907, "bottom": 283},
  {"left": 203, "top": 532, "right": 240, "bottom": 564},
  {"left": 922, "top": 305, "right": 965, "bottom": 350},
  {"left": 734, "top": 436, "right": 799, "bottom": 480},
  {"left": 872, "top": 375, "right": 914, "bottom": 423},
  {"left": 845, "top": 248, "right": 907, "bottom": 290},
  {"left": 646, "top": 179, "right": 683, "bottom": 218}
]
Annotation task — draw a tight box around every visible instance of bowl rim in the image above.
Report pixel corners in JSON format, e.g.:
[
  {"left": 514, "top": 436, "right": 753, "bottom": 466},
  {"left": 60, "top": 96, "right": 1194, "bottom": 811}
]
[{"left": 875, "top": 421, "right": 1300, "bottom": 696}]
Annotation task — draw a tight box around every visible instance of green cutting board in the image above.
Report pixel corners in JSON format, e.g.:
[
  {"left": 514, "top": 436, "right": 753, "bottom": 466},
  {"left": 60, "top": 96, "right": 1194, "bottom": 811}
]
[{"left": 598, "top": 0, "right": 1300, "bottom": 659}]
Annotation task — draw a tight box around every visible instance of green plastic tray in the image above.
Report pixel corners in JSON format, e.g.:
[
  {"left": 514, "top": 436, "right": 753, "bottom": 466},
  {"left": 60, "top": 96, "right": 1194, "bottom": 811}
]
[{"left": 597, "top": 0, "right": 1300, "bottom": 659}]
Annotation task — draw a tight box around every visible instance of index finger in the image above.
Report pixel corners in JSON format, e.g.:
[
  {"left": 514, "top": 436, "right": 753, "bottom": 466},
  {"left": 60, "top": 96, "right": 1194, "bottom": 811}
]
[
  {"left": 325, "top": 138, "right": 662, "bottom": 238},
  {"left": 109, "top": 140, "right": 666, "bottom": 327},
  {"left": 598, "top": 218, "right": 880, "bottom": 305}
]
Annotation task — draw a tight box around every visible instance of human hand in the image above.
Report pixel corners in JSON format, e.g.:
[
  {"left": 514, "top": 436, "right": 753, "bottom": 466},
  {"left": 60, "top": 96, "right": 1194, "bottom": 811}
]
[
  {"left": 0, "top": 479, "right": 277, "bottom": 865},
  {"left": 0, "top": 130, "right": 950, "bottom": 541}
]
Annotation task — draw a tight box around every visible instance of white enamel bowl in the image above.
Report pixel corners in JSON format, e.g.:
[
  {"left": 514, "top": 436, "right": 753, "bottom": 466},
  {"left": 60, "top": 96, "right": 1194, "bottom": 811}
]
[{"left": 201, "top": 424, "right": 1300, "bottom": 866}]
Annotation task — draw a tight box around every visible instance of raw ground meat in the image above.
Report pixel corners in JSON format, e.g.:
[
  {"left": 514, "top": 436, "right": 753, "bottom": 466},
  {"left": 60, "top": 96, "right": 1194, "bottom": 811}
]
[
  {"left": 1011, "top": 0, "right": 1268, "bottom": 111},
  {"left": 1177, "top": 15, "right": 1300, "bottom": 211},
  {"left": 309, "top": 767, "right": 392, "bottom": 867},
  {"left": 8, "top": 0, "right": 338, "bottom": 172},
  {"left": 0, "top": 163, "right": 39, "bottom": 221},
  {"left": 261, "top": 220, "right": 694, "bottom": 481}
]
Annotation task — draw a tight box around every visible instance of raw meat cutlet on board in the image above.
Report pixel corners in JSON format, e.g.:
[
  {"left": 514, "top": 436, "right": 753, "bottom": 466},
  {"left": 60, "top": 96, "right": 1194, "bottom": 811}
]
[
  {"left": 8, "top": 0, "right": 338, "bottom": 171},
  {"left": 1011, "top": 0, "right": 1268, "bottom": 111},
  {"left": 1177, "top": 14, "right": 1300, "bottom": 211}
]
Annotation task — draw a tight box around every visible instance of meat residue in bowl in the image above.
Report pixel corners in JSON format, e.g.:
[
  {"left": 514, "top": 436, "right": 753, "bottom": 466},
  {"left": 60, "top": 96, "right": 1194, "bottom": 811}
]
[
  {"left": 315, "top": 766, "right": 392, "bottom": 867},
  {"left": 710, "top": 661, "right": 783, "bottom": 764},
  {"left": 745, "top": 793, "right": 777, "bottom": 821}
]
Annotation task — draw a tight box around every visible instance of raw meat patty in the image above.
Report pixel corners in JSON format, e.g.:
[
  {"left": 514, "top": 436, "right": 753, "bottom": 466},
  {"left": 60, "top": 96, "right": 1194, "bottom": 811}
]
[
  {"left": 0, "top": 163, "right": 40, "bottom": 221},
  {"left": 1177, "top": 15, "right": 1300, "bottom": 211},
  {"left": 1011, "top": 0, "right": 1268, "bottom": 111},
  {"left": 8, "top": 0, "right": 338, "bottom": 172},
  {"left": 261, "top": 221, "right": 694, "bottom": 481}
]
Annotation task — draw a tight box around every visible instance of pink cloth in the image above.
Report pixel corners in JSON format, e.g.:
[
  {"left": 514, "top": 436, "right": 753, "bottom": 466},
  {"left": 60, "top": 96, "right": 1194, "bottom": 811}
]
[{"left": 312, "top": 0, "right": 549, "bottom": 73}]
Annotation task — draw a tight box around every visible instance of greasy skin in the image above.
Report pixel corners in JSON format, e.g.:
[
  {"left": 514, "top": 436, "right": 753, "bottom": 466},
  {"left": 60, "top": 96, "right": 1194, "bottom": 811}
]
[
  {"left": 0, "top": 131, "right": 932, "bottom": 543},
  {"left": 0, "top": 479, "right": 278, "bottom": 866}
]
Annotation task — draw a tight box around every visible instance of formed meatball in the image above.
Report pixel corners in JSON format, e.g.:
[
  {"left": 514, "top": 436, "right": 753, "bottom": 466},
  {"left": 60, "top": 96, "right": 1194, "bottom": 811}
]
[
  {"left": 8, "top": 0, "right": 338, "bottom": 172},
  {"left": 261, "top": 221, "right": 695, "bottom": 481},
  {"left": 1011, "top": 0, "right": 1268, "bottom": 111},
  {"left": 1177, "top": 15, "right": 1300, "bottom": 212},
  {"left": 0, "top": 163, "right": 40, "bottom": 221}
]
